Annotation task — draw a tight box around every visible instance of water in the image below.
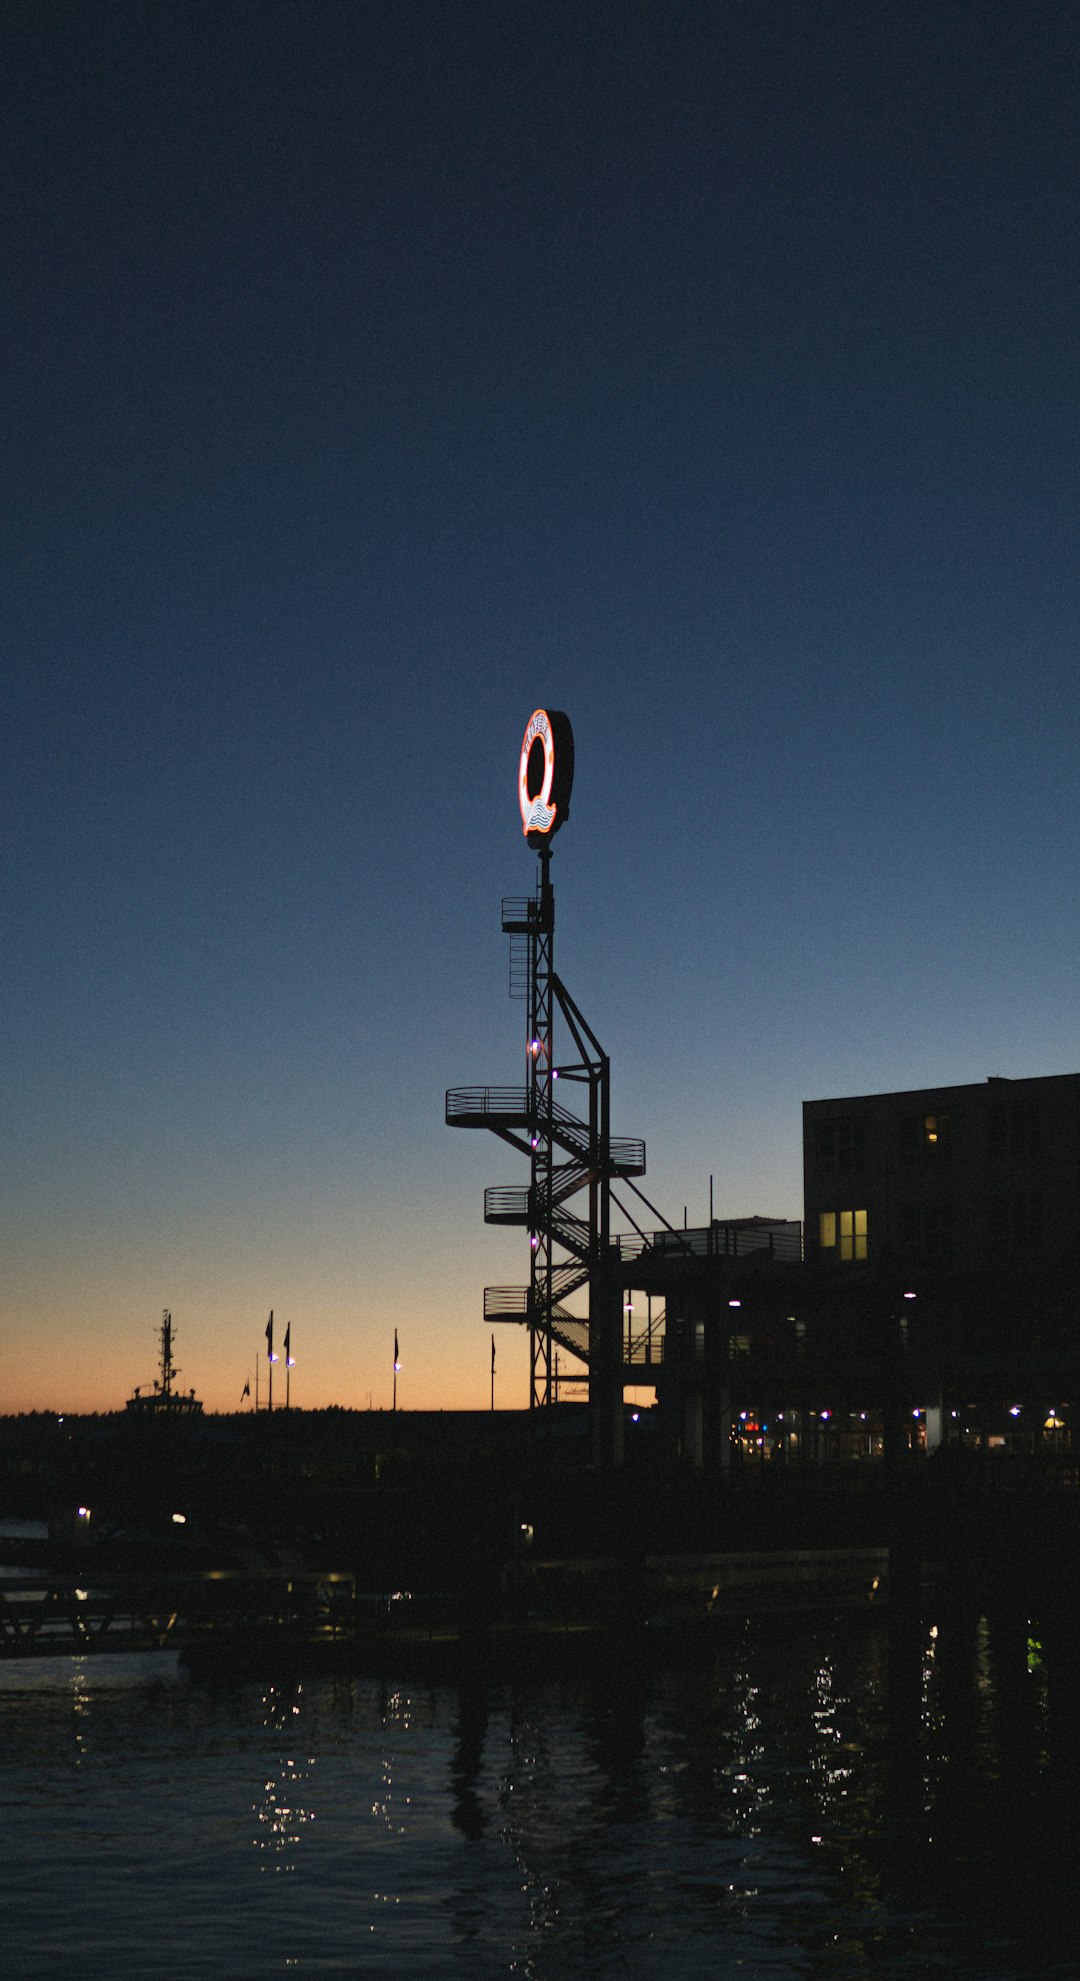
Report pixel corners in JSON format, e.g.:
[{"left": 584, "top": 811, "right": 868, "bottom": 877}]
[{"left": 2, "top": 1611, "right": 1078, "bottom": 1978}]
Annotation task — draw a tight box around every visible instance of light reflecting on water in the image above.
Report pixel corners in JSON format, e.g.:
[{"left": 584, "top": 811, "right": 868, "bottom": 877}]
[
  {"left": 1, "top": 1612, "right": 1079, "bottom": 1977},
  {"left": 254, "top": 1686, "right": 314, "bottom": 1872}
]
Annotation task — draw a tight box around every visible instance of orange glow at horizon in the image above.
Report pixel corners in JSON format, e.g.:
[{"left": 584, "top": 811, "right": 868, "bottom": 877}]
[
  {"left": 1, "top": 1287, "right": 661, "bottom": 1418},
  {"left": 0, "top": 1277, "right": 571, "bottom": 1417}
]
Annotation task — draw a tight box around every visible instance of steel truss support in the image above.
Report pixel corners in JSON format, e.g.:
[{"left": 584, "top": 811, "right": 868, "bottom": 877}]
[{"left": 446, "top": 849, "right": 645, "bottom": 1468}]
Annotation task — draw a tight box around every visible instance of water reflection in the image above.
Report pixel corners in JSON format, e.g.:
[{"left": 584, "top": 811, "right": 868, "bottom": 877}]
[
  {"left": 252, "top": 1682, "right": 316, "bottom": 1872},
  {"left": 70, "top": 1655, "right": 91, "bottom": 1764},
  {"left": 450, "top": 1675, "right": 489, "bottom": 1838},
  {"left": 488, "top": 1608, "right": 1080, "bottom": 1978},
  {"left": 4, "top": 1611, "right": 1080, "bottom": 1977},
  {"left": 845, "top": 1600, "right": 1080, "bottom": 1975}
]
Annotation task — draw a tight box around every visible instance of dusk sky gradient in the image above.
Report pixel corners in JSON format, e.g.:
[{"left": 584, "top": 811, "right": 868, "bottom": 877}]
[{"left": 5, "top": 0, "right": 1080, "bottom": 1413}]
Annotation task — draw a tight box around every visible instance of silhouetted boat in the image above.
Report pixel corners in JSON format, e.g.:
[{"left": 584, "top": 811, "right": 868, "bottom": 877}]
[{"left": 125, "top": 1310, "right": 203, "bottom": 1418}]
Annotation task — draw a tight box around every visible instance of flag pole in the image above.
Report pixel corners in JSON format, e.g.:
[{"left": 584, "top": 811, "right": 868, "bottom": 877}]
[
  {"left": 393, "top": 1329, "right": 399, "bottom": 1412},
  {"left": 266, "top": 1310, "right": 274, "bottom": 1414},
  {"left": 285, "top": 1322, "right": 293, "bottom": 1410}
]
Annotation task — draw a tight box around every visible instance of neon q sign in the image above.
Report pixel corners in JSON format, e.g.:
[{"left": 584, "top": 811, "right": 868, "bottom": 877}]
[{"left": 518, "top": 708, "right": 575, "bottom": 845}]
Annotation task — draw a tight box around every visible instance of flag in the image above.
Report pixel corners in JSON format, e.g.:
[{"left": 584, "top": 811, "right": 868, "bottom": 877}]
[
  {"left": 394, "top": 1328, "right": 400, "bottom": 1371},
  {"left": 491, "top": 1334, "right": 496, "bottom": 1371},
  {"left": 241, "top": 1380, "right": 250, "bottom": 1401},
  {"left": 266, "top": 1311, "right": 273, "bottom": 1355},
  {"left": 284, "top": 1322, "right": 291, "bottom": 1364}
]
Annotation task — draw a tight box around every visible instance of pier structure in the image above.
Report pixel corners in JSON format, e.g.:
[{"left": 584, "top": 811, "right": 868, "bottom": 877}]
[
  {"left": 445, "top": 718, "right": 1080, "bottom": 1481},
  {"left": 446, "top": 708, "right": 646, "bottom": 1467}
]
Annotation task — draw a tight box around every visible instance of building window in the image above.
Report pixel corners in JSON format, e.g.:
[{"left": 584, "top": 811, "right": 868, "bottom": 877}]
[
  {"left": 989, "top": 1193, "right": 1044, "bottom": 1255},
  {"left": 819, "top": 1208, "right": 867, "bottom": 1260},
  {"left": 900, "top": 1111, "right": 951, "bottom": 1158},
  {"left": 901, "top": 1202, "right": 954, "bottom": 1259},
  {"left": 841, "top": 1209, "right": 868, "bottom": 1260},
  {"left": 814, "top": 1118, "right": 866, "bottom": 1170},
  {"left": 988, "top": 1100, "right": 1041, "bottom": 1162}
]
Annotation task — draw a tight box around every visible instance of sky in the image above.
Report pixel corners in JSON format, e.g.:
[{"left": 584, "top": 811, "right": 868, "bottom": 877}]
[{"left": 4, "top": 0, "right": 1080, "bottom": 1415}]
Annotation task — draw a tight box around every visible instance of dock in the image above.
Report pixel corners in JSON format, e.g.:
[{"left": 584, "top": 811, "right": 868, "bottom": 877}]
[
  {"left": 0, "top": 1568, "right": 357, "bottom": 1663},
  {"left": 0, "top": 1549, "right": 890, "bottom": 1677}
]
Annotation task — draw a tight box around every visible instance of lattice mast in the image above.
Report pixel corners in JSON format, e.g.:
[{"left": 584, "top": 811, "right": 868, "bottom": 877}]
[
  {"left": 527, "top": 843, "right": 556, "bottom": 1405},
  {"left": 446, "top": 708, "right": 644, "bottom": 1466},
  {"left": 159, "top": 1308, "right": 178, "bottom": 1397}
]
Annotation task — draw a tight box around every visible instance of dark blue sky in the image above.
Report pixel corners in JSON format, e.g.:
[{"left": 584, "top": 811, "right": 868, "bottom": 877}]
[{"left": 5, "top": 0, "right": 1080, "bottom": 1410}]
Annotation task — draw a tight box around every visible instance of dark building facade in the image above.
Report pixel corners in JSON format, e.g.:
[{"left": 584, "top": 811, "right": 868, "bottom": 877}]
[
  {"left": 611, "top": 1072, "right": 1080, "bottom": 1473},
  {"left": 803, "top": 1071, "right": 1080, "bottom": 1277}
]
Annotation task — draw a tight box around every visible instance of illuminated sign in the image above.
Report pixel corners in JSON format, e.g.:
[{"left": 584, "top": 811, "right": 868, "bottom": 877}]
[{"left": 518, "top": 707, "right": 574, "bottom": 843}]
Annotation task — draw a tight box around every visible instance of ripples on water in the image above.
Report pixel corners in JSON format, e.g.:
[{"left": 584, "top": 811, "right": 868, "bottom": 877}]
[{"left": 3, "top": 1612, "right": 1079, "bottom": 1979}]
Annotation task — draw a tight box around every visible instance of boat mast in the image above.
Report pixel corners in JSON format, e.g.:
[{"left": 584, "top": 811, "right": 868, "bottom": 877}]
[{"left": 159, "top": 1309, "right": 178, "bottom": 1398}]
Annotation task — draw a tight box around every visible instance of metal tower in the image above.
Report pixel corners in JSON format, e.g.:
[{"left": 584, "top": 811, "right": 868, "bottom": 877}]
[
  {"left": 445, "top": 710, "right": 645, "bottom": 1466},
  {"left": 124, "top": 1310, "right": 204, "bottom": 1418}
]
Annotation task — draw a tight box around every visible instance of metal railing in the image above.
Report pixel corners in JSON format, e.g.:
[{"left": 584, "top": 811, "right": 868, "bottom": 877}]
[
  {"left": 484, "top": 1185, "right": 531, "bottom": 1223},
  {"left": 447, "top": 1088, "right": 645, "bottom": 1174},
  {"left": 446, "top": 1086, "right": 530, "bottom": 1124},
  {"left": 616, "top": 1221, "right": 802, "bottom": 1265},
  {"left": 484, "top": 1286, "right": 530, "bottom": 1320},
  {"left": 0, "top": 1570, "right": 357, "bottom": 1660},
  {"left": 624, "top": 1325, "right": 667, "bottom": 1366},
  {"left": 500, "top": 896, "right": 538, "bottom": 933}
]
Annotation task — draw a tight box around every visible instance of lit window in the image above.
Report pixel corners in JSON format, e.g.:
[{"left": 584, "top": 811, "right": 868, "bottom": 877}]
[
  {"left": 819, "top": 1209, "right": 867, "bottom": 1259},
  {"left": 901, "top": 1111, "right": 950, "bottom": 1156},
  {"left": 839, "top": 1209, "right": 868, "bottom": 1261}
]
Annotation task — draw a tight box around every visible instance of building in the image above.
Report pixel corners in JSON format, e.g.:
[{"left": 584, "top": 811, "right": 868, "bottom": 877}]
[
  {"left": 607, "top": 1071, "right": 1080, "bottom": 1473},
  {"left": 803, "top": 1071, "right": 1080, "bottom": 1276}
]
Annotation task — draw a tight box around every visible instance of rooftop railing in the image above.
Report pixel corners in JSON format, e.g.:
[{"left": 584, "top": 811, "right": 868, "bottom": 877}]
[{"left": 616, "top": 1221, "right": 803, "bottom": 1265}]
